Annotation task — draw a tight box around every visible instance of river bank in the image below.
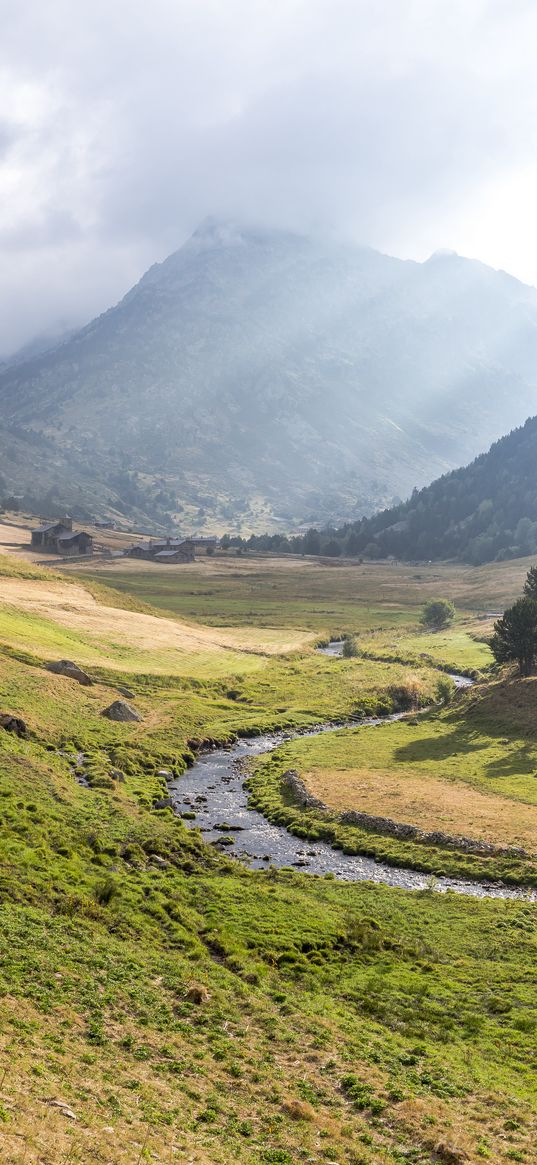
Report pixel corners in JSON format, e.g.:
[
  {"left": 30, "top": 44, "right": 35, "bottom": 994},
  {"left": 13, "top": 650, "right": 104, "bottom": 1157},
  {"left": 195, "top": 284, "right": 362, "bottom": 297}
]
[{"left": 169, "top": 660, "right": 536, "bottom": 898}]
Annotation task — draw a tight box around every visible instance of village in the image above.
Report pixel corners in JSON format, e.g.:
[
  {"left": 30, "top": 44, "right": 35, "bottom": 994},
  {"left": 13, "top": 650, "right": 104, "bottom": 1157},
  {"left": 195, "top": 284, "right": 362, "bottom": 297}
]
[{"left": 28, "top": 516, "right": 218, "bottom": 563}]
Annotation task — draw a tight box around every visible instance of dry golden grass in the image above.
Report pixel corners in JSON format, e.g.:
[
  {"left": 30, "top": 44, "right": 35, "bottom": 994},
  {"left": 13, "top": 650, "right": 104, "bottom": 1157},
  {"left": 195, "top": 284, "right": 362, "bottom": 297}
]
[
  {"left": 0, "top": 576, "right": 314, "bottom": 668},
  {"left": 302, "top": 765, "right": 537, "bottom": 850}
]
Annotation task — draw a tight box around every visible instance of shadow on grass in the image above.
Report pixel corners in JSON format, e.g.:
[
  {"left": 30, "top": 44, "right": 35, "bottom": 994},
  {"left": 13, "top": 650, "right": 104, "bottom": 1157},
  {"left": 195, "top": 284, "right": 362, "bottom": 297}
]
[{"left": 394, "top": 706, "right": 537, "bottom": 780}]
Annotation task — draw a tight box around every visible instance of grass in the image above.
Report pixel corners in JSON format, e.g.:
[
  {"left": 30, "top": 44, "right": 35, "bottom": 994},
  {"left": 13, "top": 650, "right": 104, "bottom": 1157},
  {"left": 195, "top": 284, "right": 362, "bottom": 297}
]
[
  {"left": 1, "top": 710, "right": 537, "bottom": 1164},
  {"left": 0, "top": 564, "right": 316, "bottom": 677},
  {"left": 363, "top": 620, "right": 494, "bottom": 675},
  {"left": 0, "top": 548, "right": 536, "bottom": 1161},
  {"left": 76, "top": 552, "right": 535, "bottom": 633}
]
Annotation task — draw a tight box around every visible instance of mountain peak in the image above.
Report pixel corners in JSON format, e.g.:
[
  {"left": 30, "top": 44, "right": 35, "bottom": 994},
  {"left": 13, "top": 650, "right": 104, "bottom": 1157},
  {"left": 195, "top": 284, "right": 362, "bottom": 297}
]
[
  {"left": 185, "top": 215, "right": 309, "bottom": 253},
  {"left": 2, "top": 227, "right": 537, "bottom": 533},
  {"left": 188, "top": 216, "right": 249, "bottom": 249},
  {"left": 426, "top": 248, "right": 460, "bottom": 262}
]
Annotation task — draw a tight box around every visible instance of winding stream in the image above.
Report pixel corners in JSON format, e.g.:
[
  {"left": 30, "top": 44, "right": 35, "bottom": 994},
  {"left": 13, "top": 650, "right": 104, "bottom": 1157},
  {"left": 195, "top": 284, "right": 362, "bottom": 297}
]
[{"left": 169, "top": 643, "right": 533, "bottom": 900}]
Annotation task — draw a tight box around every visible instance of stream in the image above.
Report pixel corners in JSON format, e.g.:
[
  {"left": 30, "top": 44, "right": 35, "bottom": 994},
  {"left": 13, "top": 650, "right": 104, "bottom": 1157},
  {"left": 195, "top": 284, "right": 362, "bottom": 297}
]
[{"left": 169, "top": 642, "right": 533, "bottom": 900}]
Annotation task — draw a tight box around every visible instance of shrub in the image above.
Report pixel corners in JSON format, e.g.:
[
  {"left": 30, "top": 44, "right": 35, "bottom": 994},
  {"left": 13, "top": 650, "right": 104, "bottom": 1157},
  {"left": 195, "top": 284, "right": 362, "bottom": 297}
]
[
  {"left": 94, "top": 877, "right": 119, "bottom": 905},
  {"left": 421, "top": 598, "right": 455, "bottom": 630},
  {"left": 342, "top": 635, "right": 359, "bottom": 658},
  {"left": 436, "top": 675, "right": 455, "bottom": 704}
]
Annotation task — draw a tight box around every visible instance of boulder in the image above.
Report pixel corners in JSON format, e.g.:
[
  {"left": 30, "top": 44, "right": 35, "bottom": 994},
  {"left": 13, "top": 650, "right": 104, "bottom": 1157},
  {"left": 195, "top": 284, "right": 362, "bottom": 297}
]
[
  {"left": 46, "top": 659, "right": 93, "bottom": 686},
  {"left": 101, "top": 700, "right": 142, "bottom": 723},
  {"left": 0, "top": 714, "right": 27, "bottom": 738}
]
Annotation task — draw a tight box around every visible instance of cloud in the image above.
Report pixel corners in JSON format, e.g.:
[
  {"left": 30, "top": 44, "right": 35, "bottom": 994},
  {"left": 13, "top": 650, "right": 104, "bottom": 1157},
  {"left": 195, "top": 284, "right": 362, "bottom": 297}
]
[{"left": 2, "top": 0, "right": 537, "bottom": 351}]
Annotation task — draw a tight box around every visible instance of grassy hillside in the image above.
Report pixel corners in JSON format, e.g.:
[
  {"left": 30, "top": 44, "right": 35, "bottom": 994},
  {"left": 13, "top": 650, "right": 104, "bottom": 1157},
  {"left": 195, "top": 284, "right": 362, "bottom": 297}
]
[{"left": 0, "top": 552, "right": 536, "bottom": 1163}]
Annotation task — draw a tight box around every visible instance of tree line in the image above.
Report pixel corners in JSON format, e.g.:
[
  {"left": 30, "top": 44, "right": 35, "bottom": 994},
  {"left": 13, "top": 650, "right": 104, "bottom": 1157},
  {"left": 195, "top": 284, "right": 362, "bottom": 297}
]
[{"left": 222, "top": 415, "right": 537, "bottom": 565}]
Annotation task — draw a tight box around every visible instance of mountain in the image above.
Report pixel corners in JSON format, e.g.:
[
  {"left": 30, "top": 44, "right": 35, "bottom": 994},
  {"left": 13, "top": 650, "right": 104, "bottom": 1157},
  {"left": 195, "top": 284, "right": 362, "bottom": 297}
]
[
  {"left": 3, "top": 217, "right": 537, "bottom": 530},
  {"left": 285, "top": 415, "right": 537, "bottom": 565}
]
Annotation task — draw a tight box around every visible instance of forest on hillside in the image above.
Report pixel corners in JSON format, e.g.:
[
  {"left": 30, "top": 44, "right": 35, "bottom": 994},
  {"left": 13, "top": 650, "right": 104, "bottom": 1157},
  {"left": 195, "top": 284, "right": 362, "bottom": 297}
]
[{"left": 227, "top": 415, "right": 537, "bottom": 565}]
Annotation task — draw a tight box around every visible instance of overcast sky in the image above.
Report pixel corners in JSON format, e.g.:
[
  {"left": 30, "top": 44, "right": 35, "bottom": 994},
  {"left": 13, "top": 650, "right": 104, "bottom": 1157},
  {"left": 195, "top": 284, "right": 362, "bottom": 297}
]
[{"left": 2, "top": 0, "right": 537, "bottom": 353}]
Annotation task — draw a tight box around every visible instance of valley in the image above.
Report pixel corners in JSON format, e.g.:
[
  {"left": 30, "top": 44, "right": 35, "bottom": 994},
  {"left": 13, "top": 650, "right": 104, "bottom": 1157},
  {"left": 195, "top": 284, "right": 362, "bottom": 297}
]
[{"left": 0, "top": 540, "right": 536, "bottom": 1163}]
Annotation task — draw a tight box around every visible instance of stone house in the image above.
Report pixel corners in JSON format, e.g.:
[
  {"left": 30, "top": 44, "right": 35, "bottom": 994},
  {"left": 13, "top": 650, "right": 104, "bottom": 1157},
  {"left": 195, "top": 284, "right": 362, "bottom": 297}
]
[
  {"left": 30, "top": 518, "right": 93, "bottom": 556},
  {"left": 154, "top": 541, "right": 195, "bottom": 564}
]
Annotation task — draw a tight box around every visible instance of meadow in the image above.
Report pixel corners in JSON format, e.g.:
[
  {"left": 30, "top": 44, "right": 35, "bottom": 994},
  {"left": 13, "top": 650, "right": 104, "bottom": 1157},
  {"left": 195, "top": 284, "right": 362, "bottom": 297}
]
[
  {"left": 0, "top": 545, "right": 536, "bottom": 1163},
  {"left": 76, "top": 551, "right": 532, "bottom": 631}
]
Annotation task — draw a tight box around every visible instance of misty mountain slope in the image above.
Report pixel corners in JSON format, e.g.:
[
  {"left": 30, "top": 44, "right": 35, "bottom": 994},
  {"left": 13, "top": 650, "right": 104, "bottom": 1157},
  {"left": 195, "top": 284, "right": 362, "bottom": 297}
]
[
  {"left": 2, "top": 218, "right": 537, "bottom": 528},
  {"left": 323, "top": 415, "right": 537, "bottom": 565}
]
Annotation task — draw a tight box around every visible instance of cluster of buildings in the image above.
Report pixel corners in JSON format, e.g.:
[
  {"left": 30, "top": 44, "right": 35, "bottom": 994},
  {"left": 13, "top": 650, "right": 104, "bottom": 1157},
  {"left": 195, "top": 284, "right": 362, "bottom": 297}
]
[
  {"left": 30, "top": 519, "right": 218, "bottom": 564},
  {"left": 30, "top": 518, "right": 93, "bottom": 557},
  {"left": 125, "top": 535, "right": 217, "bottom": 563}
]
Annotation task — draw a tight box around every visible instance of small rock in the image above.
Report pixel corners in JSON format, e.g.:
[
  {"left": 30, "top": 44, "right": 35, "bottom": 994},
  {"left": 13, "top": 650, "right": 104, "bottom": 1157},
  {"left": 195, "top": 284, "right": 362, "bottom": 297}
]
[
  {"left": 46, "top": 659, "right": 93, "bottom": 686},
  {"left": 117, "top": 686, "right": 135, "bottom": 699},
  {"left": 150, "top": 855, "right": 169, "bottom": 868},
  {"left": 101, "top": 700, "right": 142, "bottom": 723},
  {"left": 157, "top": 768, "right": 172, "bottom": 778},
  {"left": 110, "top": 768, "right": 125, "bottom": 782},
  {"left": 153, "top": 797, "right": 172, "bottom": 809},
  {"left": 0, "top": 714, "right": 27, "bottom": 738},
  {"left": 47, "top": 1099, "right": 77, "bottom": 1120}
]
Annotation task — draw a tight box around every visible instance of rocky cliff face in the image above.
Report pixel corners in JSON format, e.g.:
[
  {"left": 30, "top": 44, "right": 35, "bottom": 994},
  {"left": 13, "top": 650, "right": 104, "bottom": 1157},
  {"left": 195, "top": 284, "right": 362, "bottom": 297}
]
[{"left": 2, "top": 218, "right": 537, "bottom": 530}]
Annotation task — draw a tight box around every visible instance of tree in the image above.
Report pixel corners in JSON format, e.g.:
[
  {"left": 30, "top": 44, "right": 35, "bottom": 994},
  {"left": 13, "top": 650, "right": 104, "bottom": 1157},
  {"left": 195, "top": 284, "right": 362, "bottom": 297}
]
[
  {"left": 302, "top": 528, "right": 321, "bottom": 556},
  {"left": 523, "top": 564, "right": 537, "bottom": 601},
  {"left": 490, "top": 597, "right": 537, "bottom": 676},
  {"left": 323, "top": 539, "right": 342, "bottom": 557},
  {"left": 420, "top": 598, "right": 455, "bottom": 631}
]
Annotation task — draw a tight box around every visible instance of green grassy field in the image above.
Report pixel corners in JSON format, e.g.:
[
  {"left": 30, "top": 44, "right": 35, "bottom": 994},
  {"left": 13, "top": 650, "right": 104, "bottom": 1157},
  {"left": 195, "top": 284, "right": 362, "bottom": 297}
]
[
  {"left": 0, "top": 550, "right": 536, "bottom": 1163},
  {"left": 76, "top": 552, "right": 533, "bottom": 633},
  {"left": 363, "top": 623, "right": 494, "bottom": 675},
  {"left": 1, "top": 714, "right": 537, "bottom": 1165}
]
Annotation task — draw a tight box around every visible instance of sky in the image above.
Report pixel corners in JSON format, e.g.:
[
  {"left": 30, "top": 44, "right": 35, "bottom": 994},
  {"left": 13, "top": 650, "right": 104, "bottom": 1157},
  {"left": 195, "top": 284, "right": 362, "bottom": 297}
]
[{"left": 2, "top": 0, "right": 537, "bottom": 353}]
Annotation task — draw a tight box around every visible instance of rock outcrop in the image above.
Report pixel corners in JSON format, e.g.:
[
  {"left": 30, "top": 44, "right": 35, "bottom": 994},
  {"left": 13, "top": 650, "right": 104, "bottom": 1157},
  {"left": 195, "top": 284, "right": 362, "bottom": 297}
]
[
  {"left": 0, "top": 714, "right": 27, "bottom": 738},
  {"left": 101, "top": 701, "right": 142, "bottom": 723},
  {"left": 46, "top": 660, "right": 94, "bottom": 686}
]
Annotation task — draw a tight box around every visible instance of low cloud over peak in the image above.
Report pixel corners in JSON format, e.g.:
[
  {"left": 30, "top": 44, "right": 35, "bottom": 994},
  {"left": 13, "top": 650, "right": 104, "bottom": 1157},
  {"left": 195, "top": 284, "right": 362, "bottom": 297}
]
[{"left": 3, "top": 0, "right": 537, "bottom": 352}]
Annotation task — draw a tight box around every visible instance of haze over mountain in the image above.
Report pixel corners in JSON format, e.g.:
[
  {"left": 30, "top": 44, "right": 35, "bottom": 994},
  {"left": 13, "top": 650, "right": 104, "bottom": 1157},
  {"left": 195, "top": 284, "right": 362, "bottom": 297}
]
[
  {"left": 291, "top": 415, "right": 537, "bottom": 566},
  {"left": 2, "top": 218, "right": 537, "bottom": 530}
]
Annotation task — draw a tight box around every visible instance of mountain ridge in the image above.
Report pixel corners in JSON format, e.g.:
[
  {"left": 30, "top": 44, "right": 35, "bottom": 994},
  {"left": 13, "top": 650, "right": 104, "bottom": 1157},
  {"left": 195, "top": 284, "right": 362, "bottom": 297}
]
[
  {"left": 2, "top": 219, "right": 537, "bottom": 530},
  {"left": 268, "top": 414, "right": 537, "bottom": 565}
]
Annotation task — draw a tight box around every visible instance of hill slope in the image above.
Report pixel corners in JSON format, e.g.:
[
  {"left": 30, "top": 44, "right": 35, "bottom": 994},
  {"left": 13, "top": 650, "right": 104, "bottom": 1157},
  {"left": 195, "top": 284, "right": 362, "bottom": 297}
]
[
  {"left": 0, "top": 553, "right": 537, "bottom": 1163},
  {"left": 3, "top": 219, "right": 537, "bottom": 528},
  {"left": 309, "top": 414, "right": 537, "bottom": 564}
]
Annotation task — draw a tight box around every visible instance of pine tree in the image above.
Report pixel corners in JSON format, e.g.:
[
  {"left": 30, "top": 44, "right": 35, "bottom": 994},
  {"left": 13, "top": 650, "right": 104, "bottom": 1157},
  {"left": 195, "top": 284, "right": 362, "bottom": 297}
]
[{"left": 490, "top": 597, "right": 537, "bottom": 676}]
